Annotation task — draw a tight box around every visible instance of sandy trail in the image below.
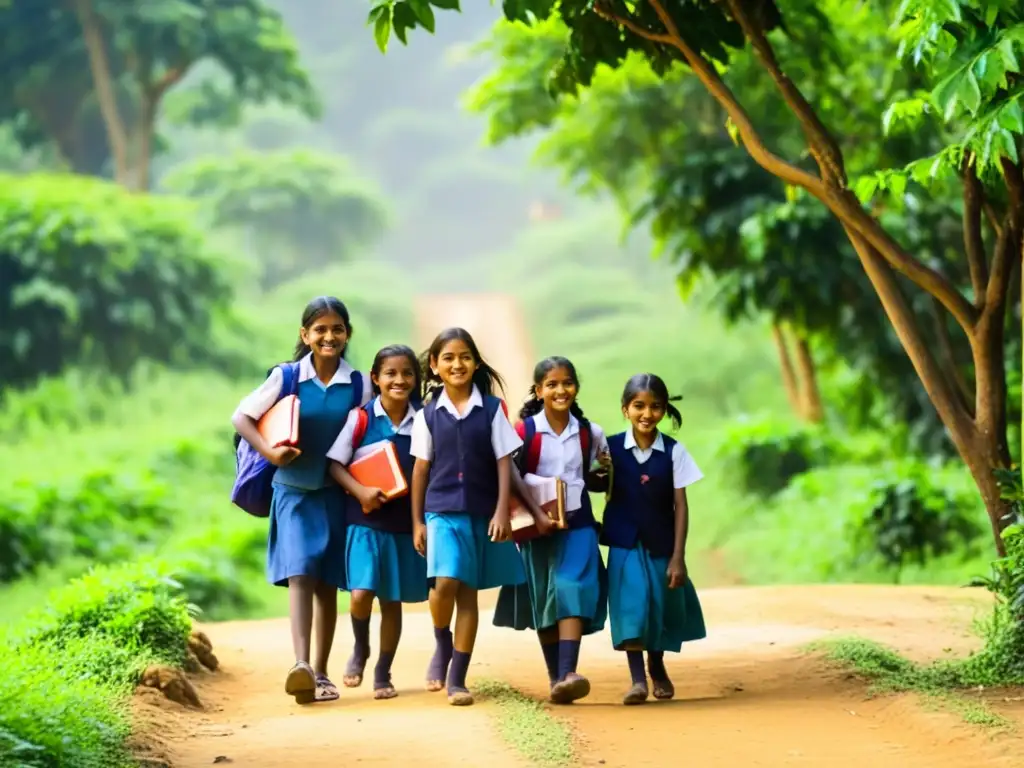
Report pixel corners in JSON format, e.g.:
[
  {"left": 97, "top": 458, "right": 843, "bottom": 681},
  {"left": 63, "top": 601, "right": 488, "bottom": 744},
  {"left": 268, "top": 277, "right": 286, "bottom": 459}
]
[{"left": 144, "top": 296, "right": 1024, "bottom": 767}]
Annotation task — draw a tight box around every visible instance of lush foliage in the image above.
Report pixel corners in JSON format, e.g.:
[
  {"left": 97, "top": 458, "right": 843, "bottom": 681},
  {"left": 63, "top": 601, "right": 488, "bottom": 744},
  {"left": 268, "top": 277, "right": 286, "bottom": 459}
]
[
  {"left": 0, "top": 173, "right": 232, "bottom": 389},
  {"left": 163, "top": 149, "right": 390, "bottom": 289},
  {"left": 0, "top": 561, "right": 193, "bottom": 767}
]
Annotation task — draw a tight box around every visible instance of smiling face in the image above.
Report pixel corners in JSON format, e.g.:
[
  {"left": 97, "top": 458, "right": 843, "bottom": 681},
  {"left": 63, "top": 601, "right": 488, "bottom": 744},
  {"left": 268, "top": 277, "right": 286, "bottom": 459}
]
[
  {"left": 623, "top": 389, "right": 666, "bottom": 436},
  {"left": 432, "top": 338, "right": 477, "bottom": 391},
  {"left": 536, "top": 365, "right": 578, "bottom": 416},
  {"left": 373, "top": 355, "right": 417, "bottom": 405},
  {"left": 299, "top": 310, "right": 349, "bottom": 363}
]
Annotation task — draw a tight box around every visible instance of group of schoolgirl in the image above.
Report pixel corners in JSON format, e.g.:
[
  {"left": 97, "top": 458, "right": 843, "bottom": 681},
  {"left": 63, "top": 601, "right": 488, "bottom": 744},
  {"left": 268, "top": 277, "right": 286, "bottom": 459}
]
[{"left": 231, "top": 296, "right": 706, "bottom": 710}]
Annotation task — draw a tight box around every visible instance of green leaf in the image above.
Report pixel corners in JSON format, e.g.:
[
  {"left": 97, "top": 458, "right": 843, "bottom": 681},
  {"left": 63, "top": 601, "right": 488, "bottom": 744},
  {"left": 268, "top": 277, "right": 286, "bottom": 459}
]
[
  {"left": 408, "top": 0, "right": 436, "bottom": 32},
  {"left": 997, "top": 38, "right": 1020, "bottom": 71},
  {"left": 431, "top": 0, "right": 460, "bottom": 8},
  {"left": 955, "top": 70, "right": 982, "bottom": 116},
  {"left": 373, "top": 7, "right": 392, "bottom": 53},
  {"left": 887, "top": 171, "right": 908, "bottom": 199}
]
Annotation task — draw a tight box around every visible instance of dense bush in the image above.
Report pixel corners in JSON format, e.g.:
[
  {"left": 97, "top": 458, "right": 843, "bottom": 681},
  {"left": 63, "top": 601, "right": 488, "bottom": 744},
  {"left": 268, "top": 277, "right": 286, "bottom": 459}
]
[
  {"left": 0, "top": 471, "right": 174, "bottom": 582},
  {"left": 0, "top": 561, "right": 194, "bottom": 768},
  {"left": 847, "top": 460, "right": 981, "bottom": 577},
  {"left": 0, "top": 173, "right": 233, "bottom": 389},
  {"left": 169, "top": 528, "right": 267, "bottom": 620},
  {"left": 715, "top": 416, "right": 836, "bottom": 497}
]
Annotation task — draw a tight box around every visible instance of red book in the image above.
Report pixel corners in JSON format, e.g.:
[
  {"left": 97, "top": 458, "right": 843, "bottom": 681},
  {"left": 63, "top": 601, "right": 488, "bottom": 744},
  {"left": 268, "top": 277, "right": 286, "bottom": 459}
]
[
  {"left": 257, "top": 394, "right": 299, "bottom": 448},
  {"left": 348, "top": 442, "right": 409, "bottom": 507},
  {"left": 509, "top": 474, "right": 566, "bottom": 543}
]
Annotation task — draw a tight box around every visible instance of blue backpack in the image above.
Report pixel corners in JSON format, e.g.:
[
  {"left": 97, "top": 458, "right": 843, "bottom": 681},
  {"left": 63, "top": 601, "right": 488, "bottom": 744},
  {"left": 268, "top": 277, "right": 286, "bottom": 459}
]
[{"left": 231, "top": 363, "right": 300, "bottom": 519}]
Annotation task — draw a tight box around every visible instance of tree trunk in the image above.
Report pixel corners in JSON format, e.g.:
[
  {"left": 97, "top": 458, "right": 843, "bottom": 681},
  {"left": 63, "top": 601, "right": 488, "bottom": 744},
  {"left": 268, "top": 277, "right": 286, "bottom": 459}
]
[
  {"left": 771, "top": 323, "right": 802, "bottom": 417},
  {"left": 793, "top": 333, "right": 824, "bottom": 423},
  {"left": 133, "top": 92, "right": 157, "bottom": 191},
  {"left": 73, "top": 0, "right": 131, "bottom": 187}
]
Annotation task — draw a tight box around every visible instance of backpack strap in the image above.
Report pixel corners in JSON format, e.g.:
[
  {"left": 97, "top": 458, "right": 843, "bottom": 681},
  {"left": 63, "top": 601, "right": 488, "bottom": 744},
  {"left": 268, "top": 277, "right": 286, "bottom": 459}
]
[
  {"left": 351, "top": 403, "right": 371, "bottom": 450},
  {"left": 578, "top": 417, "right": 593, "bottom": 467},
  {"left": 278, "top": 361, "right": 301, "bottom": 398},
  {"left": 350, "top": 371, "right": 365, "bottom": 405},
  {"left": 513, "top": 418, "right": 542, "bottom": 475}
]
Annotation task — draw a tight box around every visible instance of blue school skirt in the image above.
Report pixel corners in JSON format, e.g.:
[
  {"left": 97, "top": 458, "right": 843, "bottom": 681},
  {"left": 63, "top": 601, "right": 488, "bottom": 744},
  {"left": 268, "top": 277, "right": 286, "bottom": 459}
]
[
  {"left": 493, "top": 527, "right": 607, "bottom": 635},
  {"left": 607, "top": 544, "right": 706, "bottom": 653},
  {"left": 346, "top": 524, "right": 428, "bottom": 603},
  {"left": 267, "top": 482, "right": 348, "bottom": 589},
  {"left": 425, "top": 512, "right": 526, "bottom": 590}
]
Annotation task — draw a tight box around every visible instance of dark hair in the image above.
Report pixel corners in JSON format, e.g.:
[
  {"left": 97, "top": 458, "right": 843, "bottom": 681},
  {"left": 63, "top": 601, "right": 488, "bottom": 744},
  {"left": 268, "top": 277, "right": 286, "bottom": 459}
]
[
  {"left": 420, "top": 327, "right": 506, "bottom": 402},
  {"left": 371, "top": 344, "right": 423, "bottom": 408},
  {"left": 520, "top": 356, "right": 587, "bottom": 422},
  {"left": 621, "top": 373, "right": 683, "bottom": 430},
  {"left": 293, "top": 296, "right": 352, "bottom": 361}
]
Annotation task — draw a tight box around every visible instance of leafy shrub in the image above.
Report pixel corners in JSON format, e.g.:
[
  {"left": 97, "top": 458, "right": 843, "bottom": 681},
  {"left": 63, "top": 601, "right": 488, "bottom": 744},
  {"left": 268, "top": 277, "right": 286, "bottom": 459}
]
[
  {"left": 169, "top": 528, "right": 267, "bottom": 620},
  {"left": 0, "top": 636, "right": 134, "bottom": 768},
  {"left": 0, "top": 471, "right": 174, "bottom": 582},
  {"left": 0, "top": 172, "right": 232, "bottom": 388},
  {"left": 716, "top": 415, "right": 836, "bottom": 497},
  {"left": 13, "top": 560, "right": 193, "bottom": 668},
  {"left": 848, "top": 460, "right": 981, "bottom": 577}
]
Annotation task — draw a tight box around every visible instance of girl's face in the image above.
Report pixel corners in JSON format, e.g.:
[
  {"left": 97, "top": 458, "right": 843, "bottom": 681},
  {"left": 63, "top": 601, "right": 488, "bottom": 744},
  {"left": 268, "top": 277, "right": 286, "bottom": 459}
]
[
  {"left": 300, "top": 310, "right": 348, "bottom": 361},
  {"left": 536, "top": 366, "right": 577, "bottom": 415},
  {"left": 623, "top": 390, "right": 665, "bottom": 436},
  {"left": 432, "top": 339, "right": 477, "bottom": 389},
  {"left": 373, "top": 355, "right": 417, "bottom": 404}
]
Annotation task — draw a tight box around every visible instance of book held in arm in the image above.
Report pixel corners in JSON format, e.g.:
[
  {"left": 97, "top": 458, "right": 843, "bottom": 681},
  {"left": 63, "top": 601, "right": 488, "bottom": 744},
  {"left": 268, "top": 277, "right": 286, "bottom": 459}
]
[
  {"left": 257, "top": 394, "right": 299, "bottom": 448},
  {"left": 509, "top": 473, "right": 566, "bottom": 543},
  {"left": 348, "top": 442, "right": 409, "bottom": 507}
]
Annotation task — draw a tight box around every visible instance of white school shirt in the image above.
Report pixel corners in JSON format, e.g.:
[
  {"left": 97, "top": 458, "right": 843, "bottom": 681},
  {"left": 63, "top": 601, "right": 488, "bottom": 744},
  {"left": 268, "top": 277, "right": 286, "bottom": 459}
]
[
  {"left": 325, "top": 397, "right": 418, "bottom": 465},
  {"left": 233, "top": 353, "right": 372, "bottom": 421},
  {"left": 623, "top": 430, "right": 703, "bottom": 489},
  {"left": 529, "top": 411, "right": 608, "bottom": 512},
  {"left": 410, "top": 385, "right": 522, "bottom": 461}
]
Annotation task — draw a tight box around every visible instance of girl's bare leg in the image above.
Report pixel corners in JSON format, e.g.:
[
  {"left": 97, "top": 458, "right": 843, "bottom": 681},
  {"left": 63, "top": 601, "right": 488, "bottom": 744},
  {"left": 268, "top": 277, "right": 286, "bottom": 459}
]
[{"left": 285, "top": 576, "right": 317, "bottom": 703}]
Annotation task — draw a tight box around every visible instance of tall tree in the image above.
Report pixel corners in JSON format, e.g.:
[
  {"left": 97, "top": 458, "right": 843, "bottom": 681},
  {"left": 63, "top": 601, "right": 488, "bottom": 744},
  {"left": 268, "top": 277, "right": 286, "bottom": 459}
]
[
  {"left": 0, "top": 0, "right": 319, "bottom": 189},
  {"left": 370, "top": 0, "right": 1024, "bottom": 554}
]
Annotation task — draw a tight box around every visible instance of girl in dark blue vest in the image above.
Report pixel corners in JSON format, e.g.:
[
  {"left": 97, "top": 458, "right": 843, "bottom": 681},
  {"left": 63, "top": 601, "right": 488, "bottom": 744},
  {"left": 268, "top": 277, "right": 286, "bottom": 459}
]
[
  {"left": 602, "top": 373, "right": 707, "bottom": 705},
  {"left": 232, "top": 297, "right": 370, "bottom": 706},
  {"left": 493, "top": 356, "right": 611, "bottom": 705},
  {"left": 410, "top": 327, "right": 526, "bottom": 706},
  {"left": 326, "top": 345, "right": 427, "bottom": 700}
]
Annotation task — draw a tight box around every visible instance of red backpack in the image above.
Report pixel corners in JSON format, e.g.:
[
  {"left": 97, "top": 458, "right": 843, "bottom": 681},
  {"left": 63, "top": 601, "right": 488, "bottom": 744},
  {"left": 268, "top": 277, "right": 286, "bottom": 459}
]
[{"left": 515, "top": 415, "right": 593, "bottom": 475}]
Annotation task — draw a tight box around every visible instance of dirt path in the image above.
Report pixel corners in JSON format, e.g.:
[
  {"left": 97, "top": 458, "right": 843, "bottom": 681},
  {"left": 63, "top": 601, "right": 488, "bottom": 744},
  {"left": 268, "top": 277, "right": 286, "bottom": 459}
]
[{"left": 143, "top": 296, "right": 1024, "bottom": 767}]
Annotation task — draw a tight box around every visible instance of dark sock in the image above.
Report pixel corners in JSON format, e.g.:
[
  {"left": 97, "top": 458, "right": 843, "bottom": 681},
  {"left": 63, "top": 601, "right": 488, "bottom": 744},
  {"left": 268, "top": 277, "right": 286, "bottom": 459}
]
[
  {"left": 647, "top": 651, "right": 668, "bottom": 681},
  {"left": 541, "top": 642, "right": 559, "bottom": 683},
  {"left": 351, "top": 615, "right": 371, "bottom": 660},
  {"left": 428, "top": 626, "right": 453, "bottom": 681},
  {"left": 626, "top": 651, "right": 647, "bottom": 686},
  {"left": 447, "top": 650, "right": 471, "bottom": 691},
  {"left": 557, "top": 639, "right": 581, "bottom": 681},
  {"left": 374, "top": 651, "right": 396, "bottom": 689}
]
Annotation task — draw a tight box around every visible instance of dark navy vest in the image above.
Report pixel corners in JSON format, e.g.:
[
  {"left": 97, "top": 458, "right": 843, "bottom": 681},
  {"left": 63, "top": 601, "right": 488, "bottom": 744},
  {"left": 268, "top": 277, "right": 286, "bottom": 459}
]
[
  {"left": 423, "top": 395, "right": 503, "bottom": 516},
  {"left": 600, "top": 431, "right": 677, "bottom": 558},
  {"left": 346, "top": 401, "right": 416, "bottom": 534}
]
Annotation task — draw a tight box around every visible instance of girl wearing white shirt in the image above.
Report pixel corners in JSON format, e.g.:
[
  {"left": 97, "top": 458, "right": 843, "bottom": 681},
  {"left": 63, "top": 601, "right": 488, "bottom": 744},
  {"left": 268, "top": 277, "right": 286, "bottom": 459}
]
[{"left": 493, "top": 357, "right": 611, "bottom": 705}]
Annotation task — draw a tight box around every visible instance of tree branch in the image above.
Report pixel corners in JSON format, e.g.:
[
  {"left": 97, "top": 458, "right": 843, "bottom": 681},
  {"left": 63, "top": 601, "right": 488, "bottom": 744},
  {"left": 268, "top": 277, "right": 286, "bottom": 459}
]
[
  {"left": 592, "top": 2, "right": 826, "bottom": 193},
  {"left": 962, "top": 155, "right": 988, "bottom": 306},
  {"left": 723, "top": 0, "right": 846, "bottom": 186},
  {"left": 930, "top": 297, "right": 973, "bottom": 415},
  {"left": 986, "top": 157, "right": 1024, "bottom": 313}
]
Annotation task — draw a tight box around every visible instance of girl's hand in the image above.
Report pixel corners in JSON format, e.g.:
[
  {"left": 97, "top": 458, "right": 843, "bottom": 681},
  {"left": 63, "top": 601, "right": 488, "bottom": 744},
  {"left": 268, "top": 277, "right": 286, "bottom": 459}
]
[
  {"left": 596, "top": 450, "right": 611, "bottom": 469},
  {"left": 413, "top": 522, "right": 427, "bottom": 556},
  {"left": 358, "top": 486, "right": 386, "bottom": 513},
  {"left": 489, "top": 509, "right": 512, "bottom": 542},
  {"left": 666, "top": 556, "right": 688, "bottom": 589},
  {"left": 268, "top": 445, "right": 302, "bottom": 467},
  {"left": 533, "top": 513, "right": 555, "bottom": 537}
]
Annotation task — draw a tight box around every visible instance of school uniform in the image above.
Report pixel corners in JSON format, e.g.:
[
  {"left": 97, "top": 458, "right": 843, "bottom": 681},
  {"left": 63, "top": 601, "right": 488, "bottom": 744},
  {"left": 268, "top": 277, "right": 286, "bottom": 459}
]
[
  {"left": 410, "top": 385, "right": 526, "bottom": 590},
  {"left": 493, "top": 412, "right": 609, "bottom": 635},
  {"left": 601, "top": 430, "right": 707, "bottom": 652},
  {"left": 235, "top": 354, "right": 371, "bottom": 589},
  {"left": 326, "top": 397, "right": 428, "bottom": 604}
]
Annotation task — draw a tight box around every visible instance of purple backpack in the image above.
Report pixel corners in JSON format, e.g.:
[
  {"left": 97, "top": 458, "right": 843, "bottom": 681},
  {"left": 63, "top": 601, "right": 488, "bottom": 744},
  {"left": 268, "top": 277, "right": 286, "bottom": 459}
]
[{"left": 231, "top": 362, "right": 300, "bottom": 518}]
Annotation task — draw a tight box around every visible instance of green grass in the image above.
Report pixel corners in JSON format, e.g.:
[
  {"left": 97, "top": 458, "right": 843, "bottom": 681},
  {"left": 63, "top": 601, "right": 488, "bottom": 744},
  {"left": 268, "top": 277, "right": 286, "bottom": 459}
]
[
  {"left": 476, "top": 680, "right": 575, "bottom": 767},
  {"left": 810, "top": 637, "right": 1013, "bottom": 731}
]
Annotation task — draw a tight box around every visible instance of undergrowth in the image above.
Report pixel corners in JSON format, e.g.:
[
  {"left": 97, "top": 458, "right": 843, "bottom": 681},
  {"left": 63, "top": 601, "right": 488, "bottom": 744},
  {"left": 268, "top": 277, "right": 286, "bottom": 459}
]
[
  {"left": 476, "top": 680, "right": 574, "bottom": 767},
  {"left": 0, "top": 560, "right": 194, "bottom": 768}
]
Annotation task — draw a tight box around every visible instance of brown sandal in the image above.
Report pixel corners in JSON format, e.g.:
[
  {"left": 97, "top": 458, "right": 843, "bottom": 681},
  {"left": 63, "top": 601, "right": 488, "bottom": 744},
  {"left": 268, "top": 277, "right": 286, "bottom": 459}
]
[{"left": 285, "top": 662, "right": 316, "bottom": 705}]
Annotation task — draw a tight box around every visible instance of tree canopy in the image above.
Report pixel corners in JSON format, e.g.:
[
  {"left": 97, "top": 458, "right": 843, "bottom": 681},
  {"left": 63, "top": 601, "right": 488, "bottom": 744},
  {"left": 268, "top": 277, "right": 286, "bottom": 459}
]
[
  {"left": 0, "top": 0, "right": 319, "bottom": 189},
  {"left": 369, "top": 0, "right": 1024, "bottom": 553}
]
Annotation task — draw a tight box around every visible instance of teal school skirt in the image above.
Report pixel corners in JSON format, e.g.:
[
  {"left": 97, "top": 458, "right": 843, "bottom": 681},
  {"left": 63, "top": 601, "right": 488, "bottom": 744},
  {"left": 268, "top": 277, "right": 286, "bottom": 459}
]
[
  {"left": 425, "top": 512, "right": 526, "bottom": 590},
  {"left": 345, "top": 524, "right": 428, "bottom": 603},
  {"left": 606, "top": 544, "right": 706, "bottom": 652},
  {"left": 493, "top": 526, "right": 607, "bottom": 635},
  {"left": 266, "top": 482, "right": 348, "bottom": 589}
]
